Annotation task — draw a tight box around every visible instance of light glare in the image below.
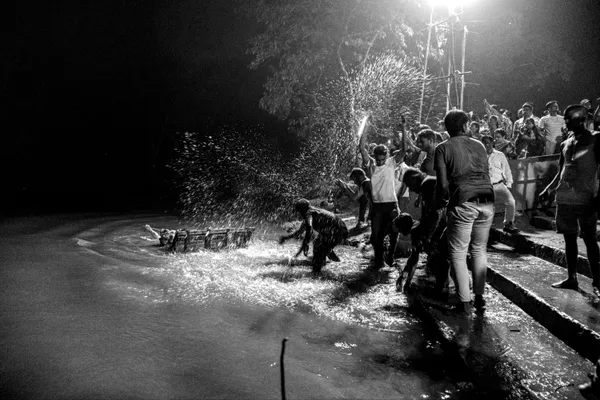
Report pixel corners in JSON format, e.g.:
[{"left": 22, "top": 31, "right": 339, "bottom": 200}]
[{"left": 428, "top": 0, "right": 473, "bottom": 8}]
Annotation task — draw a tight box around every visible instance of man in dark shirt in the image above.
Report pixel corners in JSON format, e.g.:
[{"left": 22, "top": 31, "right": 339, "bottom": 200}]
[
  {"left": 335, "top": 167, "right": 372, "bottom": 229},
  {"left": 395, "top": 167, "right": 448, "bottom": 292},
  {"left": 434, "top": 110, "right": 495, "bottom": 315},
  {"left": 279, "top": 199, "right": 349, "bottom": 274},
  {"left": 415, "top": 129, "right": 438, "bottom": 176}
]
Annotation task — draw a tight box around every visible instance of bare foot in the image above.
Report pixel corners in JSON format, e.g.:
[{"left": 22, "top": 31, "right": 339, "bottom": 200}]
[{"left": 551, "top": 278, "right": 579, "bottom": 290}]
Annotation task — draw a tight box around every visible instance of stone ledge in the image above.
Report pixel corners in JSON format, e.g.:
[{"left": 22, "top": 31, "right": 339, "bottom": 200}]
[
  {"left": 490, "top": 228, "right": 593, "bottom": 279},
  {"left": 407, "top": 286, "right": 543, "bottom": 400},
  {"left": 487, "top": 266, "right": 600, "bottom": 363}
]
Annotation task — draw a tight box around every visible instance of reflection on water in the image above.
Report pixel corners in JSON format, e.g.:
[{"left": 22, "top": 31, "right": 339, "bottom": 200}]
[{"left": 0, "top": 215, "right": 481, "bottom": 399}]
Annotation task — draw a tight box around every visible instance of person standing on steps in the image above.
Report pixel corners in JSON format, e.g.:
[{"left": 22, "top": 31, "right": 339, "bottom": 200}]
[
  {"left": 481, "top": 135, "right": 520, "bottom": 234},
  {"left": 539, "top": 104, "right": 600, "bottom": 296},
  {"left": 434, "top": 109, "right": 494, "bottom": 315}
]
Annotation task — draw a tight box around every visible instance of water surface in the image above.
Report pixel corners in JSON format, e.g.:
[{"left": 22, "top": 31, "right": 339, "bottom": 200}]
[{"left": 1, "top": 214, "right": 477, "bottom": 399}]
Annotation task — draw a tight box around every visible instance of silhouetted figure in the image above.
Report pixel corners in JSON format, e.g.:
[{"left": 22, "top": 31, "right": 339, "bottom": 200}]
[{"left": 335, "top": 168, "right": 372, "bottom": 229}]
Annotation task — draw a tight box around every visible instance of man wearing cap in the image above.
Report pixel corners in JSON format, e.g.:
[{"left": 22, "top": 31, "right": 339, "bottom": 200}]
[
  {"left": 279, "top": 199, "right": 349, "bottom": 274},
  {"left": 539, "top": 101, "right": 566, "bottom": 155},
  {"left": 512, "top": 102, "right": 540, "bottom": 140},
  {"left": 539, "top": 104, "right": 600, "bottom": 295}
]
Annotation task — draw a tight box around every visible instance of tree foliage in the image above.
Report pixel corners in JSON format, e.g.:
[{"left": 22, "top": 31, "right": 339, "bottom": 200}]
[{"left": 237, "top": 0, "right": 431, "bottom": 126}]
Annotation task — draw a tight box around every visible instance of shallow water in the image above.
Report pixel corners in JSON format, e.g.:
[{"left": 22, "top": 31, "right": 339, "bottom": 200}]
[{"left": 0, "top": 213, "right": 478, "bottom": 399}]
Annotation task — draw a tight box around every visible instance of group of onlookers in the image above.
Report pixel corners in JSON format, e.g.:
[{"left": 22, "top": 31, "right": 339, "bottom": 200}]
[
  {"left": 456, "top": 98, "right": 600, "bottom": 162},
  {"left": 279, "top": 97, "right": 600, "bottom": 320},
  {"left": 276, "top": 96, "right": 600, "bottom": 398}
]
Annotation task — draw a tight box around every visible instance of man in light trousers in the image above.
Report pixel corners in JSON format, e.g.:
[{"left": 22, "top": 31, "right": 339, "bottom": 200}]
[{"left": 434, "top": 110, "right": 495, "bottom": 315}]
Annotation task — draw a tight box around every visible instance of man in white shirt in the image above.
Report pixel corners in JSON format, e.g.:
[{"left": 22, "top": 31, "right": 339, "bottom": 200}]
[
  {"left": 481, "top": 135, "right": 520, "bottom": 233},
  {"left": 359, "top": 116, "right": 414, "bottom": 268},
  {"left": 539, "top": 101, "right": 566, "bottom": 155}
]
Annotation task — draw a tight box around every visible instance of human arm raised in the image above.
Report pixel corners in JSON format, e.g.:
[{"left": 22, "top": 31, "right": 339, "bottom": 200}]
[{"left": 393, "top": 115, "right": 417, "bottom": 163}]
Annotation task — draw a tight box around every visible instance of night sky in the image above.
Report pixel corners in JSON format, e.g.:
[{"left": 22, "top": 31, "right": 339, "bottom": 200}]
[{"left": 3, "top": 0, "right": 599, "bottom": 216}]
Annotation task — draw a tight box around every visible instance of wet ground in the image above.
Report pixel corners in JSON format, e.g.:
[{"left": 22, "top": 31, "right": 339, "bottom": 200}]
[{"left": 1, "top": 213, "right": 492, "bottom": 400}]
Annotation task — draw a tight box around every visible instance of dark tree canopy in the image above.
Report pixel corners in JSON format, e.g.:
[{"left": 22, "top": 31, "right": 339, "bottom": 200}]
[{"left": 237, "top": 0, "right": 431, "bottom": 126}]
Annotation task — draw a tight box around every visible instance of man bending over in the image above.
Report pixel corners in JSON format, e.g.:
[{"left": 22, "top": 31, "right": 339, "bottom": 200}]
[{"left": 279, "top": 199, "right": 349, "bottom": 274}]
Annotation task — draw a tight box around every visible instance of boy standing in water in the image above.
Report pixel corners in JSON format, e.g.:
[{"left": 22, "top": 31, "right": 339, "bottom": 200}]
[{"left": 279, "top": 199, "right": 349, "bottom": 274}]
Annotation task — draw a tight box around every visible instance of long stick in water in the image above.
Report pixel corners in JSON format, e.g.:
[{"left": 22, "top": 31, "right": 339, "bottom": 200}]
[{"left": 280, "top": 338, "right": 288, "bottom": 400}]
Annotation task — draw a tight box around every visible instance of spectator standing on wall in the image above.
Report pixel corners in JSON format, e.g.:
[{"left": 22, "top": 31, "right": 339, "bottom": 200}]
[
  {"left": 539, "top": 101, "right": 566, "bottom": 155},
  {"left": 515, "top": 118, "right": 545, "bottom": 158},
  {"left": 468, "top": 121, "right": 482, "bottom": 140},
  {"left": 481, "top": 135, "right": 520, "bottom": 234},
  {"left": 513, "top": 102, "right": 540, "bottom": 139}
]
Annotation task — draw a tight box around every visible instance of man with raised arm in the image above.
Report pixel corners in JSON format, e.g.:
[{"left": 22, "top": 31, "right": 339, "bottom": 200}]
[{"left": 359, "top": 116, "right": 414, "bottom": 269}]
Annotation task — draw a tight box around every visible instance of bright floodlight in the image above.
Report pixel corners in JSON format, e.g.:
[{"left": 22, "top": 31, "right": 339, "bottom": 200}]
[{"left": 428, "top": 0, "right": 473, "bottom": 7}]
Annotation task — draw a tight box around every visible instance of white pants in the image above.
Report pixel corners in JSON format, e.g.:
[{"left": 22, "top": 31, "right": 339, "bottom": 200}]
[{"left": 493, "top": 183, "right": 516, "bottom": 224}]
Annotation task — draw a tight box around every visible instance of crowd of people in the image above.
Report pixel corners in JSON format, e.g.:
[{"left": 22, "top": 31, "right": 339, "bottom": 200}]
[{"left": 279, "top": 97, "right": 600, "bottom": 322}]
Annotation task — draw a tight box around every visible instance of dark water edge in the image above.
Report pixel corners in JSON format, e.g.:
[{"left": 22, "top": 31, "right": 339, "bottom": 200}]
[{"left": 0, "top": 213, "right": 518, "bottom": 399}]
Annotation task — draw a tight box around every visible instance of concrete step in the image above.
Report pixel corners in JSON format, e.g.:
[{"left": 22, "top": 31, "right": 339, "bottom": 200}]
[
  {"left": 490, "top": 227, "right": 596, "bottom": 280},
  {"left": 408, "top": 265, "right": 593, "bottom": 400},
  {"left": 487, "top": 244, "right": 600, "bottom": 362},
  {"left": 529, "top": 215, "right": 600, "bottom": 241},
  {"left": 401, "top": 214, "right": 600, "bottom": 398}
]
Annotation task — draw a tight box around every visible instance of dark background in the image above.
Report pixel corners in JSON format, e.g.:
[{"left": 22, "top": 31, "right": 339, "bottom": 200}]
[{"left": 2, "top": 0, "right": 599, "bottom": 216}]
